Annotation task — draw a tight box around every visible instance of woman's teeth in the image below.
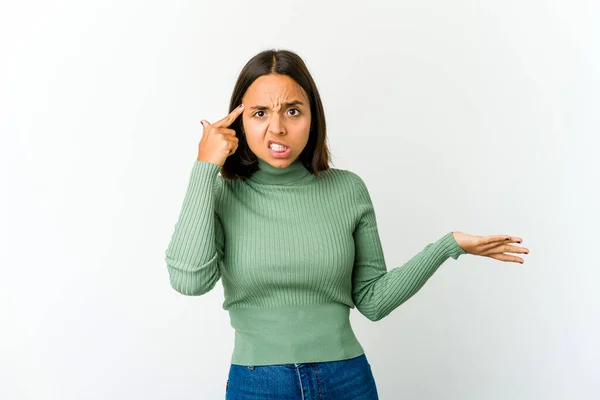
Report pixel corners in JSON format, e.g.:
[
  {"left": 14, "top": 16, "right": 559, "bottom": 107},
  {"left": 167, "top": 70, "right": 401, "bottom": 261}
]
[{"left": 270, "top": 144, "right": 287, "bottom": 151}]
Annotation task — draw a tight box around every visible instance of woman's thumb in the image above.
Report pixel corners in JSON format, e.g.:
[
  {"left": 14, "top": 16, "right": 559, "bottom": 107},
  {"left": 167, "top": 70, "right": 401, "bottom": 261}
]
[{"left": 200, "top": 119, "right": 209, "bottom": 127}]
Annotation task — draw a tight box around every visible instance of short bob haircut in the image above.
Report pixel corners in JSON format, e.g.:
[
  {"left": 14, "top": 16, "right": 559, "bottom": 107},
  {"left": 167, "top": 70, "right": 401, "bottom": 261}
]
[{"left": 220, "top": 49, "right": 331, "bottom": 180}]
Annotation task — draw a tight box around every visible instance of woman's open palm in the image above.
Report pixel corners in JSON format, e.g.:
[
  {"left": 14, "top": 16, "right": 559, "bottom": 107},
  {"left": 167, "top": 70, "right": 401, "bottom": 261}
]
[{"left": 452, "top": 232, "right": 529, "bottom": 264}]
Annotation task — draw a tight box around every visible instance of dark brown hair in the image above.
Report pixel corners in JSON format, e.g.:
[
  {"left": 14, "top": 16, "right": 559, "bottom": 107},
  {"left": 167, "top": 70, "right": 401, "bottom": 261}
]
[{"left": 220, "top": 49, "right": 331, "bottom": 180}]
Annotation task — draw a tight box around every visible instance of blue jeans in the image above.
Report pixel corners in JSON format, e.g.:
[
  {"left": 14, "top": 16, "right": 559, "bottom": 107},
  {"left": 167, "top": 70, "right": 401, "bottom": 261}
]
[{"left": 225, "top": 353, "right": 379, "bottom": 399}]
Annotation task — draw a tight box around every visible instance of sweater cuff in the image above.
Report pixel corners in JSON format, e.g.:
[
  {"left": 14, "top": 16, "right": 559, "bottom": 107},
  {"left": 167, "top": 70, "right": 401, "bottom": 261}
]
[
  {"left": 192, "top": 160, "right": 222, "bottom": 178},
  {"left": 441, "top": 231, "right": 467, "bottom": 260}
]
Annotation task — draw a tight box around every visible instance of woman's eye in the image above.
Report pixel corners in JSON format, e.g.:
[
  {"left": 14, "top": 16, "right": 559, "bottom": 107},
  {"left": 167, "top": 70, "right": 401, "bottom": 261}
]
[{"left": 253, "top": 109, "right": 300, "bottom": 118}]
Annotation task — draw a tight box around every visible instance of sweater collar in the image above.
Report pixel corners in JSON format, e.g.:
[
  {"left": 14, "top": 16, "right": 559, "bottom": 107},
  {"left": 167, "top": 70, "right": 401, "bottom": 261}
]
[{"left": 249, "top": 157, "right": 315, "bottom": 186}]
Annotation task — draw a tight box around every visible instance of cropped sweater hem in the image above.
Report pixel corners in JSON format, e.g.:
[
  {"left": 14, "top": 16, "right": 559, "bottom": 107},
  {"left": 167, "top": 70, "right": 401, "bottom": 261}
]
[{"left": 229, "top": 303, "right": 365, "bottom": 366}]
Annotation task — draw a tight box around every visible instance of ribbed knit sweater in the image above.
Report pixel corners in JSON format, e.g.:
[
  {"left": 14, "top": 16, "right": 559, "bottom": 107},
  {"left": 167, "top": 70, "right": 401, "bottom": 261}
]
[{"left": 164, "top": 157, "right": 467, "bottom": 366}]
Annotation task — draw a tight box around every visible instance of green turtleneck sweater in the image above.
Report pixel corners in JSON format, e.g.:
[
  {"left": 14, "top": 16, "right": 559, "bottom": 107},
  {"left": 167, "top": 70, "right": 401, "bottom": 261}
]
[{"left": 165, "top": 157, "right": 466, "bottom": 366}]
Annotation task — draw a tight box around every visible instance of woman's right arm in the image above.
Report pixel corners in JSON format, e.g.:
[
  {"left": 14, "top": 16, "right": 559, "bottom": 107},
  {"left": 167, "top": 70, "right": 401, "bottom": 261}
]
[
  {"left": 164, "top": 161, "right": 225, "bottom": 296},
  {"left": 165, "top": 104, "right": 243, "bottom": 295}
]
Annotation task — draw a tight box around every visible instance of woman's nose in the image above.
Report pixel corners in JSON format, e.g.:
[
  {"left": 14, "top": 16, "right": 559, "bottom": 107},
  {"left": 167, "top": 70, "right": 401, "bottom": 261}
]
[{"left": 267, "top": 114, "right": 285, "bottom": 135}]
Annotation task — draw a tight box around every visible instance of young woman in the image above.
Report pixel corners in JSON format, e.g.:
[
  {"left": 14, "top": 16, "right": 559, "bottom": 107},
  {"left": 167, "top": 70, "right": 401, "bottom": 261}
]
[{"left": 165, "top": 49, "right": 529, "bottom": 399}]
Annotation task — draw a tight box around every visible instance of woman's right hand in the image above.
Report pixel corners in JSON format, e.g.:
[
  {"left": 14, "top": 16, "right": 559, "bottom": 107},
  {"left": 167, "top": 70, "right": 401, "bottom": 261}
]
[{"left": 197, "top": 104, "right": 245, "bottom": 166}]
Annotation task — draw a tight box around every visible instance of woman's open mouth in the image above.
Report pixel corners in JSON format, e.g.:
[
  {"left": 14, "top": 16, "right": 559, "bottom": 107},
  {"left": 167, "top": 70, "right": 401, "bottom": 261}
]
[{"left": 268, "top": 141, "right": 291, "bottom": 158}]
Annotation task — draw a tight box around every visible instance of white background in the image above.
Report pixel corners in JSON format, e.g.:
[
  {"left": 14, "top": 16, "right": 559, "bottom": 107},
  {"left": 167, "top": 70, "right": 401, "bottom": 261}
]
[{"left": 1, "top": 0, "right": 599, "bottom": 399}]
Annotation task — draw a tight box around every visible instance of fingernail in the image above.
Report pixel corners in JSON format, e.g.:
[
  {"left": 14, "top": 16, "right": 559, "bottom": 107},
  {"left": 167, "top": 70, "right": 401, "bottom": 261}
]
[
  {"left": 238, "top": 104, "right": 244, "bottom": 108},
  {"left": 200, "top": 121, "right": 204, "bottom": 126}
]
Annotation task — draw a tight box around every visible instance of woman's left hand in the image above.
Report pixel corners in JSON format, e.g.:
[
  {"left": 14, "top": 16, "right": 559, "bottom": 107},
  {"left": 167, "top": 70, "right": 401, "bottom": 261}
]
[{"left": 452, "top": 232, "right": 529, "bottom": 264}]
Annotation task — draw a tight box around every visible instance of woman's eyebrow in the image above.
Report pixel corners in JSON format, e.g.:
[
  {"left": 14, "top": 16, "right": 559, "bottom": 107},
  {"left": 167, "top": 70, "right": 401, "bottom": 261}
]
[{"left": 250, "top": 100, "right": 304, "bottom": 110}]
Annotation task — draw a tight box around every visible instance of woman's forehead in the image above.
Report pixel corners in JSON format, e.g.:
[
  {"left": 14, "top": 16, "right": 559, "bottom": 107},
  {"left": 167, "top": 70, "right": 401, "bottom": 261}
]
[{"left": 244, "top": 75, "right": 307, "bottom": 103}]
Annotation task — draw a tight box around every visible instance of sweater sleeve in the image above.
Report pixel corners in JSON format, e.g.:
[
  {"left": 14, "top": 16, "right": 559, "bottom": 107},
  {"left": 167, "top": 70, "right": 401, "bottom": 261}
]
[
  {"left": 350, "top": 173, "right": 466, "bottom": 321},
  {"left": 165, "top": 161, "right": 225, "bottom": 296}
]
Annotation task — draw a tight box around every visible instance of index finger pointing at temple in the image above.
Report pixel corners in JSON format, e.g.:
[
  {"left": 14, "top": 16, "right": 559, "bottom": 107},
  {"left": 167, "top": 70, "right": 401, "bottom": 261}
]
[{"left": 212, "top": 104, "right": 245, "bottom": 128}]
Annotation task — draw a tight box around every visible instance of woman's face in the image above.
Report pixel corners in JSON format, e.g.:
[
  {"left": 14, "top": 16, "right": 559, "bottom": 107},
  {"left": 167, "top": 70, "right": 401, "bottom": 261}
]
[{"left": 241, "top": 74, "right": 312, "bottom": 168}]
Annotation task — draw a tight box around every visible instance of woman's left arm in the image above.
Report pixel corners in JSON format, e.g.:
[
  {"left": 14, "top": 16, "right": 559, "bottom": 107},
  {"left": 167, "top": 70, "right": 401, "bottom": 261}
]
[{"left": 349, "top": 173, "right": 528, "bottom": 322}]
